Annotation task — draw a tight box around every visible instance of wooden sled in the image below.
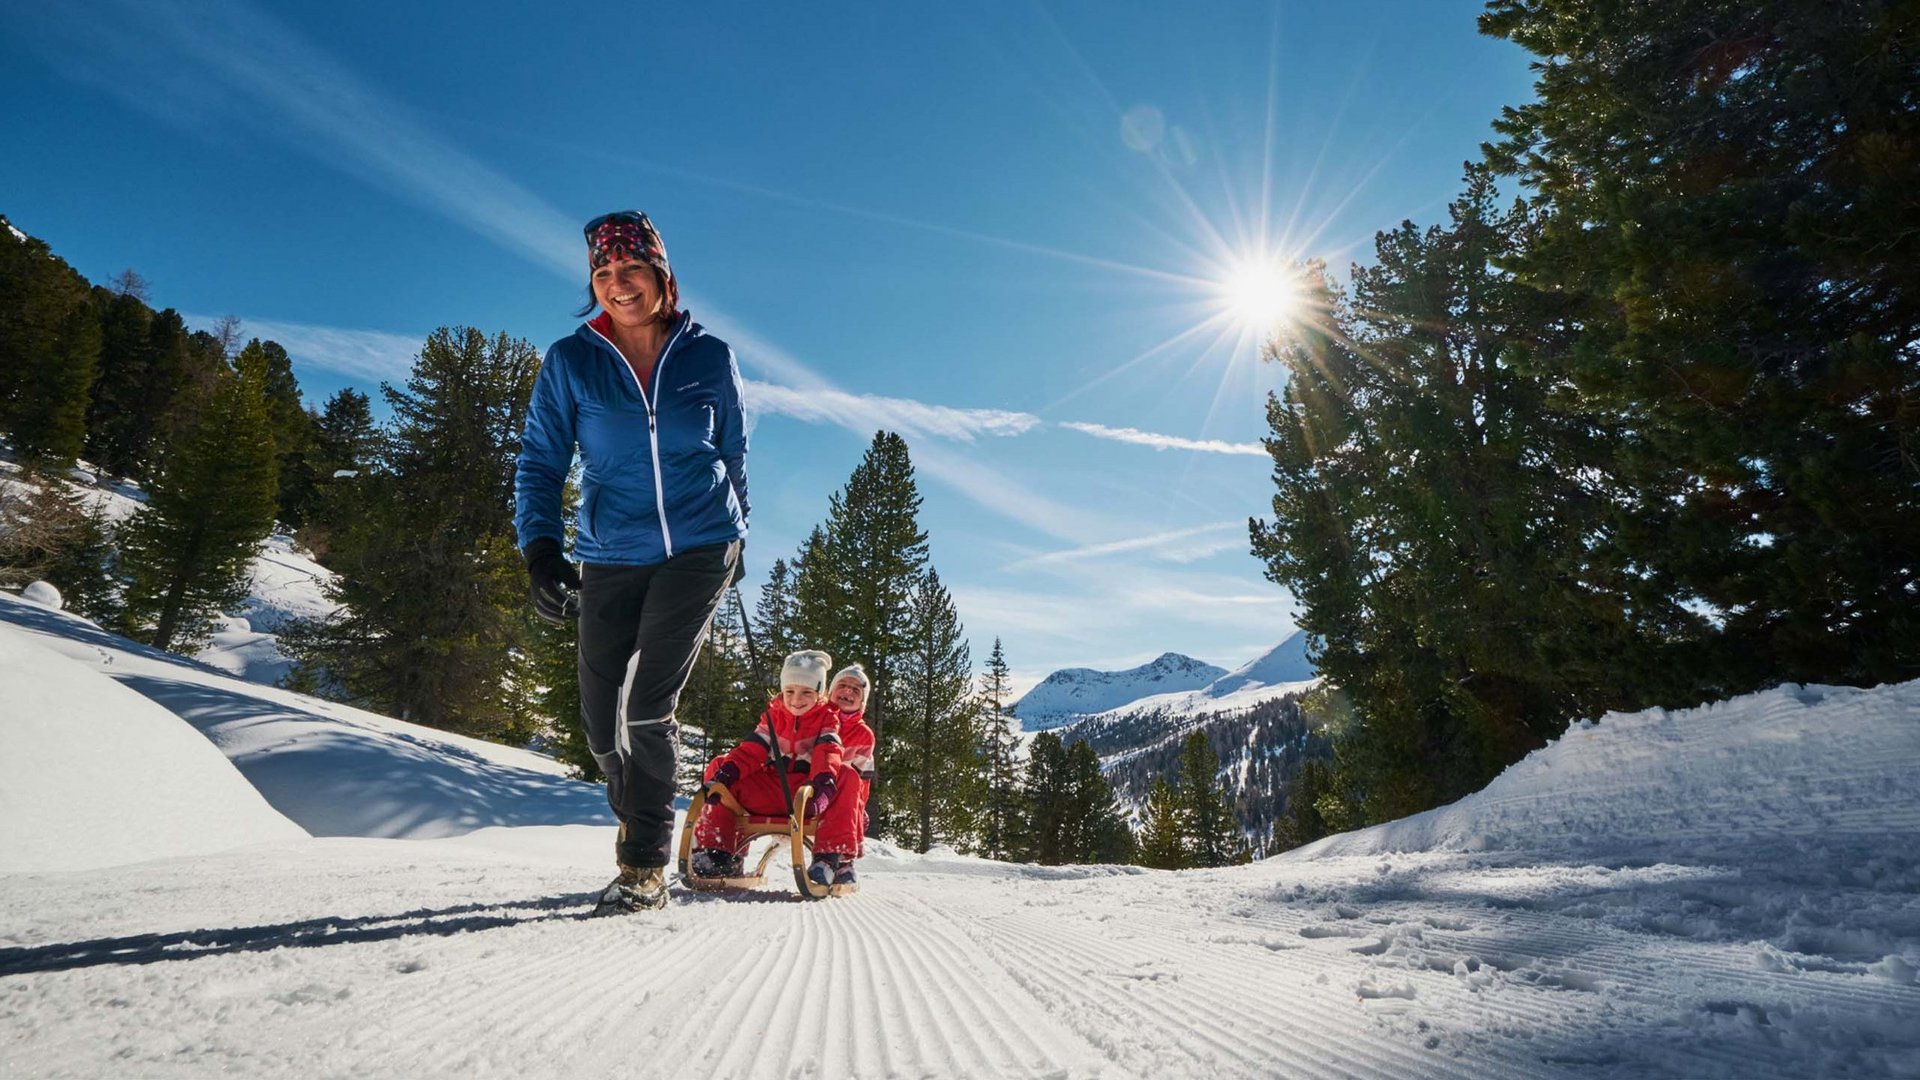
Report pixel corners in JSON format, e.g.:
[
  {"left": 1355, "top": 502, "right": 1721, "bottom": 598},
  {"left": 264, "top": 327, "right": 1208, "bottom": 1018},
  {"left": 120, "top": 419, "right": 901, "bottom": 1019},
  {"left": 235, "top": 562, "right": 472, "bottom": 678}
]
[{"left": 676, "top": 782, "right": 853, "bottom": 900}]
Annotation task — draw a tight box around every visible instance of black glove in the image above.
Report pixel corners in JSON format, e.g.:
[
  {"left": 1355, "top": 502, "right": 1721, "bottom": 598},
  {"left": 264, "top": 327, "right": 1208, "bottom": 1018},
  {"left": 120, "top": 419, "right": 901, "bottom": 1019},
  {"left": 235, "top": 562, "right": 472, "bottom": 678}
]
[{"left": 524, "top": 537, "right": 581, "bottom": 626}]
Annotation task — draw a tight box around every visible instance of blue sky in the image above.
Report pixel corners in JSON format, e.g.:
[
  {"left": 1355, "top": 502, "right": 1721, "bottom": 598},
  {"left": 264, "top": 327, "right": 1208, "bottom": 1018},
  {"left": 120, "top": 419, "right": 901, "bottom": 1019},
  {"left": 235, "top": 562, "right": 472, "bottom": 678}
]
[{"left": 1, "top": 0, "right": 1535, "bottom": 693}]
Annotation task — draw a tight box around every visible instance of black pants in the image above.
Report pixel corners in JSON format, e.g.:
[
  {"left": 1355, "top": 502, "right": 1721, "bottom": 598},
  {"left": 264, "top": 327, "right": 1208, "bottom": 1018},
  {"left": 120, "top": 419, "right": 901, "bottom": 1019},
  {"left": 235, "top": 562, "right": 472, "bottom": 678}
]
[{"left": 578, "top": 540, "right": 739, "bottom": 868}]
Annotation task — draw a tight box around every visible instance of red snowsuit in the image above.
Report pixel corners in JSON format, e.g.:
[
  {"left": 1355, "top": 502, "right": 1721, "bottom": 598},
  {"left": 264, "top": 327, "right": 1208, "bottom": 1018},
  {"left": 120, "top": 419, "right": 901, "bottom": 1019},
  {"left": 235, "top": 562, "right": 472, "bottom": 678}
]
[
  {"left": 695, "top": 699, "right": 865, "bottom": 857},
  {"left": 832, "top": 706, "right": 876, "bottom": 858}
]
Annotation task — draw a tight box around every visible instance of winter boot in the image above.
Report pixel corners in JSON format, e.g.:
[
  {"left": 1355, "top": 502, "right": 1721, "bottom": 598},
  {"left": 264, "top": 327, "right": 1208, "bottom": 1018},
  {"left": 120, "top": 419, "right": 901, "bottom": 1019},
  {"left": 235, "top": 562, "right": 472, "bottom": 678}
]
[
  {"left": 690, "top": 848, "right": 743, "bottom": 879},
  {"left": 831, "top": 859, "right": 858, "bottom": 895},
  {"left": 592, "top": 864, "right": 668, "bottom": 915},
  {"left": 807, "top": 852, "right": 842, "bottom": 889}
]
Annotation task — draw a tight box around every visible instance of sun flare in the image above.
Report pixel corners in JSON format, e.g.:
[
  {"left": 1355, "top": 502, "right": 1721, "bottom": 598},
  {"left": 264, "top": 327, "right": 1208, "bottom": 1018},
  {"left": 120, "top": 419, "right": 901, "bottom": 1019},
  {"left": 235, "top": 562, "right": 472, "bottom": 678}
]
[{"left": 1219, "top": 256, "right": 1299, "bottom": 334}]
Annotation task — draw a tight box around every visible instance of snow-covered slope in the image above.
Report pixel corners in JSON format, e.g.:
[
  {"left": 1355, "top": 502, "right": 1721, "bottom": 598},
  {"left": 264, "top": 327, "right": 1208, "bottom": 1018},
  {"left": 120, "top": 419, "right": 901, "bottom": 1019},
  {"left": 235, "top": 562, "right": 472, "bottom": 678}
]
[
  {"left": 0, "top": 592, "right": 607, "bottom": 839},
  {"left": 2, "top": 598, "right": 1917, "bottom": 1079},
  {"left": 1011, "top": 651, "right": 1226, "bottom": 730},
  {"left": 1210, "top": 628, "right": 1315, "bottom": 693},
  {"left": 0, "top": 619, "right": 304, "bottom": 872},
  {"left": 1307, "top": 681, "right": 1919, "bottom": 861}
]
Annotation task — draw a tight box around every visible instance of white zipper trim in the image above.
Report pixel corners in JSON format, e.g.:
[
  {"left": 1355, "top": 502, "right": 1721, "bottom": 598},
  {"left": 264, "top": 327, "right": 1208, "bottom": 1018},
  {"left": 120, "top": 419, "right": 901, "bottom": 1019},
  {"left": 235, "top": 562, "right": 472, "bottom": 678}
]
[{"left": 586, "top": 314, "right": 690, "bottom": 558}]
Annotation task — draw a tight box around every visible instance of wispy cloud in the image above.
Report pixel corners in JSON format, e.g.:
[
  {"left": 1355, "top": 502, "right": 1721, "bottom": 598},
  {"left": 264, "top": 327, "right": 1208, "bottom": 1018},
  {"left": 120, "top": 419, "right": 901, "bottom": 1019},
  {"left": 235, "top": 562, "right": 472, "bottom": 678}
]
[
  {"left": 1060, "top": 421, "right": 1267, "bottom": 457},
  {"left": 1007, "top": 521, "right": 1245, "bottom": 569},
  {"left": 14, "top": 0, "right": 580, "bottom": 278},
  {"left": 186, "top": 314, "right": 422, "bottom": 384},
  {"left": 745, "top": 380, "right": 1040, "bottom": 443}
]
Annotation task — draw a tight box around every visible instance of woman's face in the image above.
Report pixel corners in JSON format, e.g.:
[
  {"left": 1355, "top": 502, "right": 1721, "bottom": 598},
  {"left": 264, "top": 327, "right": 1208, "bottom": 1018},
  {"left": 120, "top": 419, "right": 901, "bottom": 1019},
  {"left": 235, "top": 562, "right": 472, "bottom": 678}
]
[{"left": 592, "top": 257, "right": 665, "bottom": 328}]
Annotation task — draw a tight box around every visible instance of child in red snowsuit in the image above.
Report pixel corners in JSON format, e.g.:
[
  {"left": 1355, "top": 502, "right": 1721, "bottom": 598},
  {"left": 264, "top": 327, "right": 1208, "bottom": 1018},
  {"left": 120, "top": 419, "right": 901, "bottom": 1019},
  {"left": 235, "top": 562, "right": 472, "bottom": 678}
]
[
  {"left": 692, "top": 650, "right": 863, "bottom": 887},
  {"left": 824, "top": 664, "right": 877, "bottom": 879}
]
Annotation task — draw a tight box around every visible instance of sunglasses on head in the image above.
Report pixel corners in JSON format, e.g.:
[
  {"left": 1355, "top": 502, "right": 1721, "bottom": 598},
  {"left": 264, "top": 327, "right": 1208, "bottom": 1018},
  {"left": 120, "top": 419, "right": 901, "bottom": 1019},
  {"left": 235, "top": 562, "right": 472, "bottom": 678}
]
[{"left": 584, "top": 210, "right": 651, "bottom": 236}]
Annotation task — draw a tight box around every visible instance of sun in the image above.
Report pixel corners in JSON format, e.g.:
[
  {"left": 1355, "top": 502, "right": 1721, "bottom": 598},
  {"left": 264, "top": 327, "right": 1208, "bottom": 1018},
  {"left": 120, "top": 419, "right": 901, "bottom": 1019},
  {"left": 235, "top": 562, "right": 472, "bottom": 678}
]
[{"left": 1218, "top": 256, "right": 1299, "bottom": 335}]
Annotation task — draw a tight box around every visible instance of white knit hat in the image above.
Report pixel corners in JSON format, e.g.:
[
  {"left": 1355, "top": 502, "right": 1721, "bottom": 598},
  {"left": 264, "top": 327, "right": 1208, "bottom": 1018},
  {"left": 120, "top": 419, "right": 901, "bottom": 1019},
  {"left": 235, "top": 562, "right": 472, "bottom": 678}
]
[
  {"left": 780, "top": 649, "right": 833, "bottom": 693},
  {"left": 831, "top": 664, "right": 871, "bottom": 705}
]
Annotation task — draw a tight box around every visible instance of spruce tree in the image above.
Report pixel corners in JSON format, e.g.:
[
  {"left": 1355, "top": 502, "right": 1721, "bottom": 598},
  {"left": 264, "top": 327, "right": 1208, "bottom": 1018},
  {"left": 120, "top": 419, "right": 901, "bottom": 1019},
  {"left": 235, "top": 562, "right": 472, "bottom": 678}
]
[
  {"left": 887, "top": 568, "right": 982, "bottom": 852},
  {"left": 1137, "top": 776, "right": 1187, "bottom": 870},
  {"left": 117, "top": 363, "right": 279, "bottom": 651},
  {"left": 1066, "top": 740, "right": 1135, "bottom": 865},
  {"left": 0, "top": 224, "right": 98, "bottom": 468},
  {"left": 748, "top": 556, "right": 798, "bottom": 686},
  {"left": 789, "top": 431, "right": 931, "bottom": 836},
  {"left": 1251, "top": 171, "right": 1663, "bottom": 825},
  {"left": 300, "top": 388, "right": 378, "bottom": 561},
  {"left": 83, "top": 285, "right": 153, "bottom": 477},
  {"left": 977, "top": 638, "right": 1022, "bottom": 861},
  {"left": 235, "top": 339, "right": 317, "bottom": 529},
  {"left": 1177, "top": 731, "right": 1242, "bottom": 868},
  {"left": 678, "top": 588, "right": 760, "bottom": 783},
  {"left": 1019, "top": 732, "right": 1073, "bottom": 865},
  {"left": 283, "top": 327, "right": 540, "bottom": 736},
  {"left": 1480, "top": 0, "right": 1920, "bottom": 690}
]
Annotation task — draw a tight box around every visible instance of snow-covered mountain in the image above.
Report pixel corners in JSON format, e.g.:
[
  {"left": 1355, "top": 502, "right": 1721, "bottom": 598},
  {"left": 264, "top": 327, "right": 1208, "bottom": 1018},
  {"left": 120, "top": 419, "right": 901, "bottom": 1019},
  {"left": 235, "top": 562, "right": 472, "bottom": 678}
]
[
  {"left": 1010, "top": 651, "right": 1227, "bottom": 729},
  {"left": 3, "top": 590, "right": 1917, "bottom": 1079}
]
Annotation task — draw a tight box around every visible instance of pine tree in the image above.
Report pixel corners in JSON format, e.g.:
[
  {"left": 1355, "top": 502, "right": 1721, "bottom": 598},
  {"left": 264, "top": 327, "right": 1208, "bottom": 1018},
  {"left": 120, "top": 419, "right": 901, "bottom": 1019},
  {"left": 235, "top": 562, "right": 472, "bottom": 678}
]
[
  {"left": 748, "top": 556, "right": 798, "bottom": 686},
  {"left": 234, "top": 339, "right": 317, "bottom": 529},
  {"left": 976, "top": 638, "right": 1022, "bottom": 861},
  {"left": 1271, "top": 758, "right": 1334, "bottom": 854},
  {"left": 1176, "top": 731, "right": 1243, "bottom": 868},
  {"left": 1251, "top": 167, "right": 1673, "bottom": 825},
  {"left": 300, "top": 388, "right": 379, "bottom": 561},
  {"left": 1019, "top": 732, "right": 1073, "bottom": 865},
  {"left": 283, "top": 327, "right": 540, "bottom": 736},
  {"left": 117, "top": 363, "right": 279, "bottom": 651},
  {"left": 886, "top": 568, "right": 982, "bottom": 852},
  {"left": 1137, "top": 776, "right": 1187, "bottom": 870},
  {"left": 678, "top": 588, "right": 760, "bottom": 784},
  {"left": 1066, "top": 740, "right": 1135, "bottom": 865},
  {"left": 0, "top": 223, "right": 99, "bottom": 468},
  {"left": 789, "top": 431, "right": 931, "bottom": 837},
  {"left": 1480, "top": 0, "right": 1920, "bottom": 691}
]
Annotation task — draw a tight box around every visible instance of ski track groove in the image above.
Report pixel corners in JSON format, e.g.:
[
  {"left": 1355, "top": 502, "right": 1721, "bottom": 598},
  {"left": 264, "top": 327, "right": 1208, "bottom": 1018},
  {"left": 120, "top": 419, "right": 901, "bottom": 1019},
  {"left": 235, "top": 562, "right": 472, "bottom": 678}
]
[
  {"left": 972, "top": 904, "right": 1365, "bottom": 1079},
  {"left": 376, "top": 905, "right": 706, "bottom": 1074},
  {"left": 700, "top": 892, "right": 817, "bottom": 1079},
  {"left": 876, "top": 891, "right": 1070, "bottom": 1070},
  {"left": 860, "top": 898, "right": 976, "bottom": 1075},
  {"left": 981, "top": 896, "right": 1553, "bottom": 1080},
  {"left": 856, "top": 891, "right": 1056, "bottom": 1076}
]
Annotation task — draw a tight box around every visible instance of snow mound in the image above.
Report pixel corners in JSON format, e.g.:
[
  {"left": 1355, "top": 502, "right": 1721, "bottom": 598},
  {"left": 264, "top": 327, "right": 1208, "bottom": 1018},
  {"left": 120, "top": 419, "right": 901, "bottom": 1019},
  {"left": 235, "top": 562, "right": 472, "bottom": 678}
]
[
  {"left": 19, "top": 581, "right": 62, "bottom": 609},
  {"left": 1302, "top": 680, "right": 1920, "bottom": 860},
  {"left": 0, "top": 621, "right": 305, "bottom": 872}
]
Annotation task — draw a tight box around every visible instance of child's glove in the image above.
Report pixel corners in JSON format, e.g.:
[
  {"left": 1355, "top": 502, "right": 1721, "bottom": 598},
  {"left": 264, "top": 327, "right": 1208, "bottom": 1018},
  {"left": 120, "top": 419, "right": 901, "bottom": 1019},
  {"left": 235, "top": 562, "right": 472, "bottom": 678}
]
[
  {"left": 805, "top": 773, "right": 836, "bottom": 819},
  {"left": 707, "top": 762, "right": 740, "bottom": 802}
]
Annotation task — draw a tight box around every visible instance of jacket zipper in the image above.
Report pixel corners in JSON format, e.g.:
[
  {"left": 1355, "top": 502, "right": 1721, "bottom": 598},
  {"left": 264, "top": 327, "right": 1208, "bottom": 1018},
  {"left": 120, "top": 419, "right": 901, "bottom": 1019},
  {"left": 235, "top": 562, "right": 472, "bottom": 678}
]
[{"left": 587, "top": 313, "right": 690, "bottom": 558}]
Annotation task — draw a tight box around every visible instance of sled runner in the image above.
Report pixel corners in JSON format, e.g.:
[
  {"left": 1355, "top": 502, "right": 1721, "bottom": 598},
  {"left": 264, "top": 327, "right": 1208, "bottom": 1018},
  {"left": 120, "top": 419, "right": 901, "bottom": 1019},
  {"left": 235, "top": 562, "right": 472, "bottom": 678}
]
[{"left": 676, "top": 781, "right": 852, "bottom": 900}]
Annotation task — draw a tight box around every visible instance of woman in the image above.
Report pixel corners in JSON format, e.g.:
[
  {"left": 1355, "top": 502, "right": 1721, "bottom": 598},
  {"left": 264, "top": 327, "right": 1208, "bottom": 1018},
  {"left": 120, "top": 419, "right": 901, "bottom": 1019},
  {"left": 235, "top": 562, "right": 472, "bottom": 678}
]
[{"left": 514, "top": 210, "right": 748, "bottom": 914}]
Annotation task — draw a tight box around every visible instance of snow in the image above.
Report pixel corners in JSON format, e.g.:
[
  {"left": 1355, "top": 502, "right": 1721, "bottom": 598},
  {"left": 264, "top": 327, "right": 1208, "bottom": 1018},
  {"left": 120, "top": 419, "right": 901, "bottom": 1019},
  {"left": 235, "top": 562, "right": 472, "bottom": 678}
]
[
  {"left": 18, "top": 580, "right": 61, "bottom": 609},
  {"left": 0, "top": 619, "right": 304, "bottom": 872},
  {"left": 3, "top": 597, "right": 1919, "bottom": 1077}
]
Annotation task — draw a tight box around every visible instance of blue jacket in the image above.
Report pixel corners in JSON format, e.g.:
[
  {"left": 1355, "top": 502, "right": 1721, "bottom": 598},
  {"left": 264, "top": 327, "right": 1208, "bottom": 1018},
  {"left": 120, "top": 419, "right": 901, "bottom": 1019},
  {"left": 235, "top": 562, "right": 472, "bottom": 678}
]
[{"left": 514, "top": 311, "right": 748, "bottom": 565}]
